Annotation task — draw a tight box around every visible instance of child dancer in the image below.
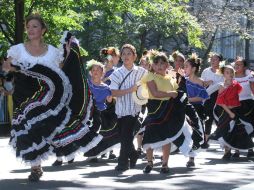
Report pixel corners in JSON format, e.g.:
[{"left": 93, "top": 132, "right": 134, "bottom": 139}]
[
  {"left": 141, "top": 50, "right": 192, "bottom": 174},
  {"left": 212, "top": 65, "right": 254, "bottom": 159},
  {"left": 184, "top": 54, "right": 209, "bottom": 167}
]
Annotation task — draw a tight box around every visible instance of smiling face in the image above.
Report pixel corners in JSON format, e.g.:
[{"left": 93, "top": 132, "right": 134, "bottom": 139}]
[
  {"left": 121, "top": 48, "right": 136, "bottom": 68},
  {"left": 152, "top": 59, "right": 169, "bottom": 76},
  {"left": 26, "top": 19, "right": 46, "bottom": 41},
  {"left": 184, "top": 61, "right": 195, "bottom": 77}
]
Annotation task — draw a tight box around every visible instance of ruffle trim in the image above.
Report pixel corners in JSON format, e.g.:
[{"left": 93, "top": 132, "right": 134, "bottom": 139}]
[
  {"left": 10, "top": 61, "right": 72, "bottom": 144},
  {"left": 143, "top": 119, "right": 193, "bottom": 156}
]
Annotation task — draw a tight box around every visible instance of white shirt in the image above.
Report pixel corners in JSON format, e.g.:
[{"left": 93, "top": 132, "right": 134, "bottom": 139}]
[
  {"left": 235, "top": 74, "right": 254, "bottom": 101},
  {"left": 110, "top": 65, "right": 146, "bottom": 117},
  {"left": 201, "top": 67, "right": 224, "bottom": 84},
  {"left": 201, "top": 67, "right": 224, "bottom": 95}
]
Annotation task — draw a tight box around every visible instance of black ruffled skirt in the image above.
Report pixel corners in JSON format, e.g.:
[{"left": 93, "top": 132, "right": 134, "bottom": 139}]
[
  {"left": 211, "top": 105, "right": 254, "bottom": 151},
  {"left": 142, "top": 92, "right": 193, "bottom": 156}
]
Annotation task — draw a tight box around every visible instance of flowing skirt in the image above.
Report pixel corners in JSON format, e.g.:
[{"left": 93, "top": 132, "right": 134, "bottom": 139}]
[
  {"left": 211, "top": 105, "right": 254, "bottom": 151},
  {"left": 142, "top": 92, "right": 193, "bottom": 156}
]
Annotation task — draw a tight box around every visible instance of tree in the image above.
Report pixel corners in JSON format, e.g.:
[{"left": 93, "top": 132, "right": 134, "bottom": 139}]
[
  {"left": 78, "top": 0, "right": 203, "bottom": 59},
  {"left": 0, "top": 0, "right": 90, "bottom": 56},
  {"left": 188, "top": 0, "right": 254, "bottom": 62}
]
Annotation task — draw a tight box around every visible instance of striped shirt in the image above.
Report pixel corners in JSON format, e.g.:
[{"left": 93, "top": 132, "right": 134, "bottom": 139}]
[{"left": 110, "top": 65, "right": 146, "bottom": 117}]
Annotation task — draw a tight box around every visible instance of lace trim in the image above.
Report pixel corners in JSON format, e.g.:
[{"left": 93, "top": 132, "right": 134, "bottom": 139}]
[
  {"left": 10, "top": 61, "right": 73, "bottom": 159},
  {"left": 7, "top": 44, "right": 64, "bottom": 68}
]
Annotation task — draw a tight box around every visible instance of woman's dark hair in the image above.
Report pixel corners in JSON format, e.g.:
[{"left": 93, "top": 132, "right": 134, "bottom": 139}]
[
  {"left": 25, "top": 13, "right": 48, "bottom": 34},
  {"left": 209, "top": 52, "right": 223, "bottom": 61},
  {"left": 235, "top": 56, "right": 248, "bottom": 67},
  {"left": 186, "top": 53, "right": 202, "bottom": 74},
  {"left": 153, "top": 52, "right": 169, "bottom": 64}
]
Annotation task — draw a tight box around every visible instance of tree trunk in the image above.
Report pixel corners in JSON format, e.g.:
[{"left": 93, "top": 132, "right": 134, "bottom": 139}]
[
  {"left": 139, "top": 30, "right": 147, "bottom": 57},
  {"left": 14, "top": 0, "right": 24, "bottom": 44}
]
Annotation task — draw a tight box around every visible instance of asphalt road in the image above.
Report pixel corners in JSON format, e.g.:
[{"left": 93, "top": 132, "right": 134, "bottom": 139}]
[{"left": 0, "top": 137, "right": 254, "bottom": 190}]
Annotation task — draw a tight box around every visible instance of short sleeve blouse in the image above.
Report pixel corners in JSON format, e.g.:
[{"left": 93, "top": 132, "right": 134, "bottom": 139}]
[
  {"left": 7, "top": 43, "right": 64, "bottom": 69},
  {"left": 88, "top": 79, "right": 111, "bottom": 111},
  {"left": 141, "top": 72, "right": 178, "bottom": 100},
  {"left": 216, "top": 80, "right": 242, "bottom": 107}
]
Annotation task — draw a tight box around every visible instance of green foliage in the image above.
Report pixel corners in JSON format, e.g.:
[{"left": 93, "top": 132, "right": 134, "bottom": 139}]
[{"left": 0, "top": 0, "right": 203, "bottom": 59}]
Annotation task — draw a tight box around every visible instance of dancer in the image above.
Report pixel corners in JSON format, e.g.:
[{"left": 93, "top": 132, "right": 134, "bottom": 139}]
[
  {"left": 141, "top": 50, "right": 192, "bottom": 174},
  {"left": 83, "top": 59, "right": 119, "bottom": 160},
  {"left": 184, "top": 53, "right": 209, "bottom": 166},
  {"left": 201, "top": 52, "right": 224, "bottom": 148},
  {"left": 211, "top": 65, "right": 254, "bottom": 160},
  {"left": 171, "top": 51, "right": 204, "bottom": 168},
  {"left": 3, "top": 14, "right": 72, "bottom": 181},
  {"left": 232, "top": 57, "right": 254, "bottom": 158},
  {"left": 3, "top": 15, "right": 102, "bottom": 181}
]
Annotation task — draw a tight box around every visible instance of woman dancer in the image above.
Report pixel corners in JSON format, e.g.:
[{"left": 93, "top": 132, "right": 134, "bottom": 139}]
[
  {"left": 3, "top": 15, "right": 102, "bottom": 181},
  {"left": 232, "top": 57, "right": 254, "bottom": 158},
  {"left": 201, "top": 52, "right": 224, "bottom": 147}
]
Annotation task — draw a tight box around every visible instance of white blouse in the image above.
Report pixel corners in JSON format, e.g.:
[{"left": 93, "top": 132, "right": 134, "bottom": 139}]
[
  {"left": 7, "top": 43, "right": 64, "bottom": 69},
  {"left": 235, "top": 74, "right": 254, "bottom": 101}
]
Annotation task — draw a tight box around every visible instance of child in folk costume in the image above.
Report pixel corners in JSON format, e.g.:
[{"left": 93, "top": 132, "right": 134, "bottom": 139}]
[
  {"left": 184, "top": 54, "right": 209, "bottom": 167},
  {"left": 141, "top": 50, "right": 193, "bottom": 174},
  {"left": 84, "top": 60, "right": 119, "bottom": 160},
  {"left": 170, "top": 51, "right": 204, "bottom": 168},
  {"left": 211, "top": 65, "right": 254, "bottom": 159}
]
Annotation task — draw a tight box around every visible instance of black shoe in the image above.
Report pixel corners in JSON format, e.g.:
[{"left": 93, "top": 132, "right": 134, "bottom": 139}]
[
  {"left": 186, "top": 161, "right": 195, "bottom": 168},
  {"left": 101, "top": 154, "right": 107, "bottom": 158},
  {"left": 68, "top": 159, "right": 74, "bottom": 164},
  {"left": 247, "top": 150, "right": 254, "bottom": 158},
  {"left": 130, "top": 152, "right": 139, "bottom": 168},
  {"left": 143, "top": 163, "right": 153, "bottom": 174},
  {"left": 160, "top": 166, "right": 170, "bottom": 174},
  {"left": 28, "top": 168, "right": 43, "bottom": 182},
  {"left": 231, "top": 152, "right": 240, "bottom": 158},
  {"left": 108, "top": 153, "right": 117, "bottom": 160},
  {"left": 222, "top": 152, "right": 232, "bottom": 160},
  {"left": 89, "top": 158, "right": 99, "bottom": 163},
  {"left": 52, "top": 160, "right": 63, "bottom": 166},
  {"left": 115, "top": 165, "right": 129, "bottom": 171},
  {"left": 201, "top": 142, "right": 210, "bottom": 149}
]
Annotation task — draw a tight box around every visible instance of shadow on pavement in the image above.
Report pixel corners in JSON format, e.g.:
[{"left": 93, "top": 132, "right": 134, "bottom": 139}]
[{"left": 0, "top": 178, "right": 86, "bottom": 190}]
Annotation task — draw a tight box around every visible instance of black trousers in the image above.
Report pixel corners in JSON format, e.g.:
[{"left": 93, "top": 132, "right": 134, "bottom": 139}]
[
  {"left": 204, "top": 91, "right": 218, "bottom": 135},
  {"left": 117, "top": 115, "right": 138, "bottom": 167}
]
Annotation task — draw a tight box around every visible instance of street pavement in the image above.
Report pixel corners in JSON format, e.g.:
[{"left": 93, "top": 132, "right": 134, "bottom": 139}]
[{"left": 0, "top": 136, "right": 254, "bottom": 190}]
